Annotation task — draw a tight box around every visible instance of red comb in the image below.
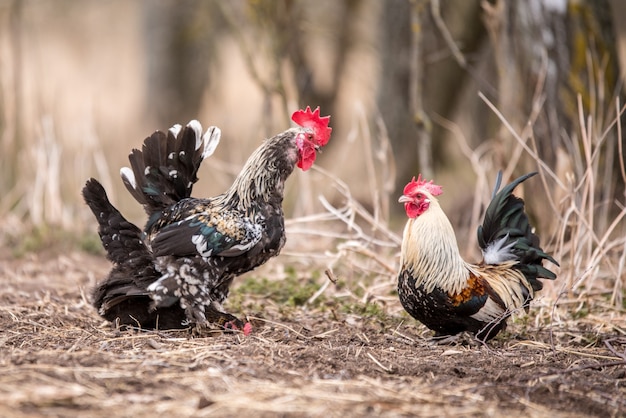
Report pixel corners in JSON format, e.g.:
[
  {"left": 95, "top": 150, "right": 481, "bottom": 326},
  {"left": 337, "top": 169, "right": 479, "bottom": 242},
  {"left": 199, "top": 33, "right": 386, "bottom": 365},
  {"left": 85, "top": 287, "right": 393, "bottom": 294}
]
[
  {"left": 243, "top": 322, "right": 252, "bottom": 336},
  {"left": 291, "top": 106, "right": 332, "bottom": 147},
  {"left": 404, "top": 174, "right": 443, "bottom": 196}
]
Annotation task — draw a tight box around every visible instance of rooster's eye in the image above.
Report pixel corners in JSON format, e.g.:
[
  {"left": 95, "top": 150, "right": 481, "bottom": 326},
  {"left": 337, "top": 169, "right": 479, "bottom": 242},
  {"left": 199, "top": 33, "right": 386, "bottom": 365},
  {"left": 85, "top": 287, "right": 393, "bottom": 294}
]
[
  {"left": 416, "top": 193, "right": 423, "bottom": 199},
  {"left": 307, "top": 133, "right": 314, "bottom": 140}
]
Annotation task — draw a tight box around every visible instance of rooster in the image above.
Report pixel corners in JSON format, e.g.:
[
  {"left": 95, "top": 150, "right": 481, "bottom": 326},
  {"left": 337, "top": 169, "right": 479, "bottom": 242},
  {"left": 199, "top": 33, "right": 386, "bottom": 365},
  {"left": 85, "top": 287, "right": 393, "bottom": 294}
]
[
  {"left": 397, "top": 172, "right": 558, "bottom": 341},
  {"left": 83, "top": 106, "right": 332, "bottom": 333}
]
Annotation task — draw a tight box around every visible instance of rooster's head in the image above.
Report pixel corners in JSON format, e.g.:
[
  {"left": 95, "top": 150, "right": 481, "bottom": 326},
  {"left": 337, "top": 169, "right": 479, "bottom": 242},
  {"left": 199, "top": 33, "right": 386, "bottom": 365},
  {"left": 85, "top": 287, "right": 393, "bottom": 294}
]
[
  {"left": 399, "top": 175, "right": 443, "bottom": 218},
  {"left": 291, "top": 106, "right": 332, "bottom": 171}
]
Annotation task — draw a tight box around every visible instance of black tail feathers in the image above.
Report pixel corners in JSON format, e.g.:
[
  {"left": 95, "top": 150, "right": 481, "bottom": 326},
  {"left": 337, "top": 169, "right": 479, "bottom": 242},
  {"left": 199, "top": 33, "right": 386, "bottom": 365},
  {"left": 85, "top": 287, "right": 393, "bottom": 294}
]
[
  {"left": 82, "top": 178, "right": 148, "bottom": 266},
  {"left": 83, "top": 178, "right": 170, "bottom": 326},
  {"left": 120, "top": 121, "right": 220, "bottom": 215},
  {"left": 477, "top": 172, "right": 559, "bottom": 291}
]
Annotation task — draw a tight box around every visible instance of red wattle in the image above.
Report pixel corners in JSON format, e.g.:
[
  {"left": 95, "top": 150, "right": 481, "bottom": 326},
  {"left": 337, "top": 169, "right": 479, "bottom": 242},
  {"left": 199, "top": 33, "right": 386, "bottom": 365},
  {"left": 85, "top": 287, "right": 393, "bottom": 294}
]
[{"left": 296, "top": 135, "right": 317, "bottom": 171}]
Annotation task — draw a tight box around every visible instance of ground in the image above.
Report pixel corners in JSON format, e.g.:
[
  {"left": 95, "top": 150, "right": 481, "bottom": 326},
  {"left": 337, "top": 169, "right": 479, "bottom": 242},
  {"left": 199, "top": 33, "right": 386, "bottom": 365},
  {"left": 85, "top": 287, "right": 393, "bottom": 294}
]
[{"left": 1, "top": 250, "right": 625, "bottom": 418}]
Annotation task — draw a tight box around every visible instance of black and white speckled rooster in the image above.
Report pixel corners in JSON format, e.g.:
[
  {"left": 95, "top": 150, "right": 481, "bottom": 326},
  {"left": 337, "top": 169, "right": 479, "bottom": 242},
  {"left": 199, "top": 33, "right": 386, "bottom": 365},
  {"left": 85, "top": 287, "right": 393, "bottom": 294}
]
[
  {"left": 397, "top": 172, "right": 558, "bottom": 341},
  {"left": 83, "top": 107, "right": 332, "bottom": 333}
]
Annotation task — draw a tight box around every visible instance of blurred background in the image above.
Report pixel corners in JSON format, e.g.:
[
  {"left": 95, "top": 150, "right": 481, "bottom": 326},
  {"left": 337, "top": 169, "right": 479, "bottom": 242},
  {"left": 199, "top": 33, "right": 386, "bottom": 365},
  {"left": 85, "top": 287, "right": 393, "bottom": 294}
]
[{"left": 0, "top": 0, "right": 624, "bottom": 280}]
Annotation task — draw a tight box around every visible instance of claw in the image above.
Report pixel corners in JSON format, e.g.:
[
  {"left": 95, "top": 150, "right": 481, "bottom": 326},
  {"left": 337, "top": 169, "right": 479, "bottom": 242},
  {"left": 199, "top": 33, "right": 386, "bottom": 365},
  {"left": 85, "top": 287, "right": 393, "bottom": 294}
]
[{"left": 221, "top": 319, "right": 252, "bottom": 336}]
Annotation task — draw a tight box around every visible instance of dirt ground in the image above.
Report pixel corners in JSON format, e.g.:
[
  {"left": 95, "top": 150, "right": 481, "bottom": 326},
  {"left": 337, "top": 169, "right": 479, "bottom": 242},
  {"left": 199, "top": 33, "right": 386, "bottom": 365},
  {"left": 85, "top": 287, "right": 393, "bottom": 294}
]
[{"left": 1, "top": 250, "right": 625, "bottom": 418}]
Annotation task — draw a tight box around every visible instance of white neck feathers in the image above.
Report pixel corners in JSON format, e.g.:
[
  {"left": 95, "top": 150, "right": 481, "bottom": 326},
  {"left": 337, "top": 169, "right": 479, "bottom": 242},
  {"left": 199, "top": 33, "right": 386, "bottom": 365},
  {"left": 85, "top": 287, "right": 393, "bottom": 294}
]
[{"left": 400, "top": 201, "right": 470, "bottom": 294}]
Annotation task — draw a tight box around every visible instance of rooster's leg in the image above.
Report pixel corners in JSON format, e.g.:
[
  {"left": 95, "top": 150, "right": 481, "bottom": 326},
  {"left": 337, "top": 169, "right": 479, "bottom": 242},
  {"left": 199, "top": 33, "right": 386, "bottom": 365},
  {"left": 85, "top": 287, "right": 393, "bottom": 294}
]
[
  {"left": 429, "top": 333, "right": 462, "bottom": 345},
  {"left": 202, "top": 301, "right": 246, "bottom": 332},
  {"left": 430, "top": 332, "right": 488, "bottom": 345}
]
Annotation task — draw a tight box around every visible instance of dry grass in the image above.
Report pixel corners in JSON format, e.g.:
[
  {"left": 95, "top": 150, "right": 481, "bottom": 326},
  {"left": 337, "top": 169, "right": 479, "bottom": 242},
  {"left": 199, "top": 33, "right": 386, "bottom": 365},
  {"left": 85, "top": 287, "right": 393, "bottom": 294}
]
[
  {"left": 1, "top": 90, "right": 626, "bottom": 416},
  {"left": 1, "top": 249, "right": 625, "bottom": 418},
  {"left": 1, "top": 63, "right": 626, "bottom": 416},
  {"left": 1, "top": 4, "right": 625, "bottom": 415}
]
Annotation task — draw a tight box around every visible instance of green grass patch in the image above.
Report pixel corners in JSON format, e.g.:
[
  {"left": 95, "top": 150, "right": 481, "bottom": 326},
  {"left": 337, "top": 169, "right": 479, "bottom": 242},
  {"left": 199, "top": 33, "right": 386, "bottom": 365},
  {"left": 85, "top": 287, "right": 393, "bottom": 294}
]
[
  {"left": 6, "top": 225, "right": 105, "bottom": 258},
  {"left": 230, "top": 270, "right": 325, "bottom": 312}
]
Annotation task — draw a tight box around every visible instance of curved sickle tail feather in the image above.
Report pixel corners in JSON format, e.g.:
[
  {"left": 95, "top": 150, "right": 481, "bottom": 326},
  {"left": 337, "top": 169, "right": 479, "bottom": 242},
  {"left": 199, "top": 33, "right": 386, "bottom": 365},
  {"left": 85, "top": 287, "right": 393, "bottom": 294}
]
[
  {"left": 120, "top": 121, "right": 221, "bottom": 216},
  {"left": 477, "top": 172, "right": 559, "bottom": 292}
]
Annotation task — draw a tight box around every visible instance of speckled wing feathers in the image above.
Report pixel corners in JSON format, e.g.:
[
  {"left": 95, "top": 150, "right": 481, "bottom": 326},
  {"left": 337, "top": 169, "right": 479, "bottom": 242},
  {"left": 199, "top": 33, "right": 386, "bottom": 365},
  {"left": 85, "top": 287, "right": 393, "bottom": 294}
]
[
  {"left": 84, "top": 117, "right": 309, "bottom": 332},
  {"left": 149, "top": 203, "right": 264, "bottom": 259}
]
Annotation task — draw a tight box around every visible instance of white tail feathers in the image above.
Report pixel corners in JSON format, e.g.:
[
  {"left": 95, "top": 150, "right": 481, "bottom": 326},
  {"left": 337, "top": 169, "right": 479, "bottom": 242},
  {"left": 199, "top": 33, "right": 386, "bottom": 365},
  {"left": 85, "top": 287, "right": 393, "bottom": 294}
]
[
  {"left": 185, "top": 120, "right": 203, "bottom": 150},
  {"left": 482, "top": 234, "right": 517, "bottom": 265},
  {"left": 168, "top": 120, "right": 220, "bottom": 158},
  {"left": 169, "top": 123, "right": 182, "bottom": 138},
  {"left": 120, "top": 166, "right": 136, "bottom": 190},
  {"left": 178, "top": 120, "right": 221, "bottom": 159},
  {"left": 201, "top": 126, "right": 221, "bottom": 159}
]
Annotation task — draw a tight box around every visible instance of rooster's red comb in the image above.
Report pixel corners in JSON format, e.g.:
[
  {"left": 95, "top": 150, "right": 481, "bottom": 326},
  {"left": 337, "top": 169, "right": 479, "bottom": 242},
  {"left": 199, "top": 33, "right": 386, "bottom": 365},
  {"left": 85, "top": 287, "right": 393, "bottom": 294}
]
[
  {"left": 404, "top": 174, "right": 443, "bottom": 197},
  {"left": 291, "top": 106, "right": 332, "bottom": 147}
]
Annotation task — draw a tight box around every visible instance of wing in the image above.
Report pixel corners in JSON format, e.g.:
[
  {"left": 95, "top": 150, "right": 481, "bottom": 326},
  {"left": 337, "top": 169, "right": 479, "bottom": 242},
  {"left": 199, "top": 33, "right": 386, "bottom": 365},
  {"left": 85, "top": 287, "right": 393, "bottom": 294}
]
[
  {"left": 446, "top": 274, "right": 493, "bottom": 317},
  {"left": 445, "top": 272, "right": 515, "bottom": 339},
  {"left": 453, "top": 266, "right": 532, "bottom": 324},
  {"left": 150, "top": 210, "right": 264, "bottom": 258}
]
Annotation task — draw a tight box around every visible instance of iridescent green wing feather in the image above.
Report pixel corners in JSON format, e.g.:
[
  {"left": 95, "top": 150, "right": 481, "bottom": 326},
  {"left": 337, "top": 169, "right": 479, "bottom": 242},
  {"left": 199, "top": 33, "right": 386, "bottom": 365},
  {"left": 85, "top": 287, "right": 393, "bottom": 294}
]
[{"left": 150, "top": 209, "right": 263, "bottom": 258}]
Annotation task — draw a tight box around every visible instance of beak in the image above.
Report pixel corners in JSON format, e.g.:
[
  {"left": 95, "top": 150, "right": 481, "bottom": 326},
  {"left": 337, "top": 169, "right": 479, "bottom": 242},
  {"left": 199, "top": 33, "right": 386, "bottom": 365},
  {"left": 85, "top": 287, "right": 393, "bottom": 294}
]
[{"left": 398, "top": 195, "right": 412, "bottom": 203}]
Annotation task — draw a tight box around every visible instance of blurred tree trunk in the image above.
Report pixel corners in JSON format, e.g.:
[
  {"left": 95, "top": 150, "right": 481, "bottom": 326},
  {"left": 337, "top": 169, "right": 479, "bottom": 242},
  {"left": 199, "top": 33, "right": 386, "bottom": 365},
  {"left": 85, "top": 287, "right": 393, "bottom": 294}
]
[
  {"left": 142, "top": 0, "right": 222, "bottom": 125},
  {"left": 288, "top": 1, "right": 356, "bottom": 116},
  {"left": 483, "top": 0, "right": 622, "bottom": 168},
  {"left": 377, "top": 0, "right": 421, "bottom": 191},
  {"left": 378, "top": 0, "right": 484, "bottom": 202},
  {"left": 0, "top": 0, "right": 23, "bottom": 208},
  {"left": 0, "top": 1, "right": 24, "bottom": 194},
  {"left": 483, "top": 0, "right": 624, "bottom": 234},
  {"left": 245, "top": 0, "right": 370, "bottom": 131}
]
